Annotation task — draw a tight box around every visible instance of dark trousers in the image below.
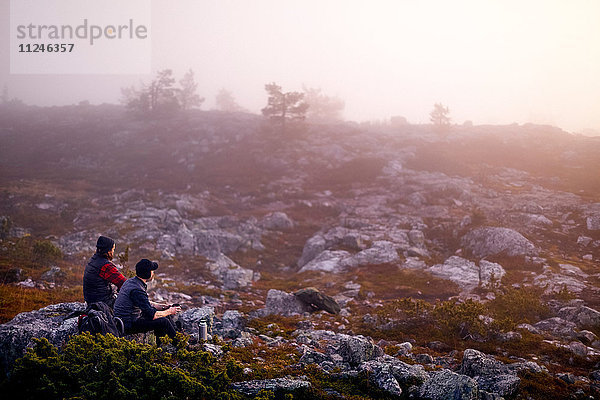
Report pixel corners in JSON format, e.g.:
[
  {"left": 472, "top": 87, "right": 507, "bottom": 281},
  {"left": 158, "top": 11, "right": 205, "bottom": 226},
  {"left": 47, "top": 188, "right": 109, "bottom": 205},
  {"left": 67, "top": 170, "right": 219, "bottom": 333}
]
[{"left": 128, "top": 317, "right": 177, "bottom": 340}]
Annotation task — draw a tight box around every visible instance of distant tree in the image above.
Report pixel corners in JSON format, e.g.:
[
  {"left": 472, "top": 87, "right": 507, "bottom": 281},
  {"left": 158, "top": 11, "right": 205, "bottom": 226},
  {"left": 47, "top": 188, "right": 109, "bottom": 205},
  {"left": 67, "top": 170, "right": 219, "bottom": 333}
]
[
  {"left": 177, "top": 69, "right": 204, "bottom": 110},
  {"left": 261, "top": 83, "right": 308, "bottom": 132},
  {"left": 215, "top": 88, "right": 243, "bottom": 112},
  {"left": 302, "top": 86, "right": 344, "bottom": 121},
  {"left": 121, "top": 69, "right": 180, "bottom": 116},
  {"left": 430, "top": 103, "right": 451, "bottom": 131}
]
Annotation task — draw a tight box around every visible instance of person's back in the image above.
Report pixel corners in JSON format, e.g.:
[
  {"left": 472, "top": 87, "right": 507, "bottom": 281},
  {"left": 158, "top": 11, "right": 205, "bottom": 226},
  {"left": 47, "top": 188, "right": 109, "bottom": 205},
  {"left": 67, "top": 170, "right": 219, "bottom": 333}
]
[
  {"left": 83, "top": 236, "right": 126, "bottom": 308},
  {"left": 113, "top": 276, "right": 146, "bottom": 329}
]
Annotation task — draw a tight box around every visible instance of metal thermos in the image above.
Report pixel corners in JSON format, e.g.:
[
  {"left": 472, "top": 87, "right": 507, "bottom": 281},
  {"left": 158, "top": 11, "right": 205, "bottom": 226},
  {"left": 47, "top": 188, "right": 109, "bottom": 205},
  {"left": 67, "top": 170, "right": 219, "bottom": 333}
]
[{"left": 199, "top": 320, "right": 208, "bottom": 341}]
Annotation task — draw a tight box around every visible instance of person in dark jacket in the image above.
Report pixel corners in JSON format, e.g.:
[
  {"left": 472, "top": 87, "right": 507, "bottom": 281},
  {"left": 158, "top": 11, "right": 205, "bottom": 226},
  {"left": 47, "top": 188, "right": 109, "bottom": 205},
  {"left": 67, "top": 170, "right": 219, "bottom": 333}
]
[
  {"left": 114, "top": 258, "right": 181, "bottom": 340},
  {"left": 83, "top": 235, "right": 126, "bottom": 308}
]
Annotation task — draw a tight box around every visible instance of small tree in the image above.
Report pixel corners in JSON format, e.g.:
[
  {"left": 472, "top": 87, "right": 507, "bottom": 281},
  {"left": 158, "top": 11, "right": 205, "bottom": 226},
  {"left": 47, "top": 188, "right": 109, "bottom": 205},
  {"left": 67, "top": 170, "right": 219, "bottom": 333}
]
[
  {"left": 430, "top": 103, "right": 451, "bottom": 131},
  {"left": 121, "top": 69, "right": 180, "bottom": 116},
  {"left": 302, "top": 86, "right": 344, "bottom": 121},
  {"left": 215, "top": 88, "right": 243, "bottom": 112},
  {"left": 178, "top": 69, "right": 204, "bottom": 110},
  {"left": 261, "top": 83, "right": 308, "bottom": 132}
]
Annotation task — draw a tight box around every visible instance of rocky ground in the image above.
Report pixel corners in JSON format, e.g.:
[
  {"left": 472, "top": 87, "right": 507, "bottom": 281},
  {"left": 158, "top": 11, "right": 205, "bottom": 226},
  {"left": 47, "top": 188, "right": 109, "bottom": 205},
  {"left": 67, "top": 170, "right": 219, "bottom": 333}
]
[{"left": 1, "top": 104, "right": 600, "bottom": 398}]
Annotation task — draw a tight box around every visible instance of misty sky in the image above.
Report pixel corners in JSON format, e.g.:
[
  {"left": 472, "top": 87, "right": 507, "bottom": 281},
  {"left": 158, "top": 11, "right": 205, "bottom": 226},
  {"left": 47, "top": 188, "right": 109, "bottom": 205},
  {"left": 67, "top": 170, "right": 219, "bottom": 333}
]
[{"left": 1, "top": 0, "right": 599, "bottom": 133}]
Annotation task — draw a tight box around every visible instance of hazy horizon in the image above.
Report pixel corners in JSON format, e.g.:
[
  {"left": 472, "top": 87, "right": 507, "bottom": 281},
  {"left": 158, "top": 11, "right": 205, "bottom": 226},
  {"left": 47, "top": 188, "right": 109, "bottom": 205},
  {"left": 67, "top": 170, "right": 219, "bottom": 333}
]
[{"left": 1, "top": 0, "right": 600, "bottom": 134}]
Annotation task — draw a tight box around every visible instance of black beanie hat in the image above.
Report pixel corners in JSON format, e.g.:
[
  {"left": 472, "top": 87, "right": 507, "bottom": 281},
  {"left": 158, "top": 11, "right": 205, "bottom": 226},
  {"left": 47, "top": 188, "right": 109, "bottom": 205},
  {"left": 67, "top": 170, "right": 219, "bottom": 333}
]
[
  {"left": 136, "top": 258, "right": 158, "bottom": 279},
  {"left": 96, "top": 235, "right": 115, "bottom": 253}
]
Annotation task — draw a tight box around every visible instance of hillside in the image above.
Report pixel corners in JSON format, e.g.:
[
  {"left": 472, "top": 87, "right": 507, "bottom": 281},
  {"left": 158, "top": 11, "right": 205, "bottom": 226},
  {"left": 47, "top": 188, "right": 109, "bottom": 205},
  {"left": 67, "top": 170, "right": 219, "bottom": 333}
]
[{"left": 1, "top": 104, "right": 600, "bottom": 399}]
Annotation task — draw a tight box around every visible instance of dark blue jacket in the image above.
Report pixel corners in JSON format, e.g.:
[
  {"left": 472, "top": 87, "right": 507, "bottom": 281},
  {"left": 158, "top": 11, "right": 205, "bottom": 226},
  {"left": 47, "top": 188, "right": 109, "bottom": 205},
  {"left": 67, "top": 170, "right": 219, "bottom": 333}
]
[
  {"left": 114, "top": 277, "right": 157, "bottom": 329},
  {"left": 83, "top": 253, "right": 116, "bottom": 307}
]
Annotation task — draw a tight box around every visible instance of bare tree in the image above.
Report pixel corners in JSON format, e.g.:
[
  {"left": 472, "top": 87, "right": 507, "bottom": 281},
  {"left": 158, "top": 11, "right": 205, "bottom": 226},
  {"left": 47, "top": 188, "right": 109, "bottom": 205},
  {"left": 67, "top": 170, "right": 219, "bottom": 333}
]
[
  {"left": 302, "top": 86, "right": 344, "bottom": 121},
  {"left": 261, "top": 83, "right": 308, "bottom": 132},
  {"left": 178, "top": 69, "right": 204, "bottom": 110}
]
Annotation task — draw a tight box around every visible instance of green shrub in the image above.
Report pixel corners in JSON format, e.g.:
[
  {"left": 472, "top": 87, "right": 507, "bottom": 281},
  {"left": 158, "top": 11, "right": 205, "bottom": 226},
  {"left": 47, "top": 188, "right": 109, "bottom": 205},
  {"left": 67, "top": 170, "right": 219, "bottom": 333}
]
[
  {"left": 1, "top": 334, "right": 243, "bottom": 400},
  {"left": 31, "top": 240, "right": 62, "bottom": 265},
  {"left": 487, "top": 286, "right": 550, "bottom": 328}
]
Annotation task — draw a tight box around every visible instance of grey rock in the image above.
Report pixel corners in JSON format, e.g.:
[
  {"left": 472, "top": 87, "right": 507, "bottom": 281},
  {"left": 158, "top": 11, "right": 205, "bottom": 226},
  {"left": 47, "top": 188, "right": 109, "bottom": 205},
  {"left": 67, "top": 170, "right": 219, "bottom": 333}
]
[
  {"left": 220, "top": 310, "right": 246, "bottom": 339},
  {"left": 576, "top": 330, "right": 597, "bottom": 345},
  {"left": 418, "top": 369, "right": 479, "bottom": 400},
  {"left": 40, "top": 266, "right": 64, "bottom": 283},
  {"left": 257, "top": 289, "right": 311, "bottom": 317},
  {"left": 260, "top": 212, "right": 294, "bottom": 230},
  {"left": 359, "top": 361, "right": 402, "bottom": 397},
  {"left": 298, "top": 250, "right": 351, "bottom": 273},
  {"left": 202, "top": 343, "right": 224, "bottom": 358},
  {"left": 427, "top": 256, "right": 505, "bottom": 291},
  {"left": 577, "top": 236, "right": 593, "bottom": 246},
  {"left": 461, "top": 227, "right": 538, "bottom": 258},
  {"left": 408, "top": 229, "right": 425, "bottom": 247},
  {"left": 176, "top": 224, "right": 195, "bottom": 254},
  {"left": 587, "top": 216, "right": 600, "bottom": 231},
  {"left": 335, "top": 334, "right": 383, "bottom": 367},
  {"left": 460, "top": 349, "right": 519, "bottom": 397},
  {"left": 207, "top": 254, "right": 257, "bottom": 290},
  {"left": 231, "top": 377, "right": 311, "bottom": 397},
  {"left": 532, "top": 318, "right": 578, "bottom": 340},
  {"left": 0, "top": 302, "right": 85, "bottom": 373},
  {"left": 179, "top": 306, "right": 215, "bottom": 338},
  {"left": 568, "top": 341, "right": 588, "bottom": 357},
  {"left": 558, "top": 305, "right": 600, "bottom": 329},
  {"left": 347, "top": 241, "right": 399, "bottom": 266},
  {"left": 297, "top": 234, "right": 327, "bottom": 267},
  {"left": 533, "top": 265, "right": 587, "bottom": 294}
]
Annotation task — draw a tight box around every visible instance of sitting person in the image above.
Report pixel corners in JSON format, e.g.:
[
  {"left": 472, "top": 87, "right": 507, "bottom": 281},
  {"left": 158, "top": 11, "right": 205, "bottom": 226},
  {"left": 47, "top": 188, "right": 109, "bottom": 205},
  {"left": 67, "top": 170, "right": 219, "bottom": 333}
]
[
  {"left": 114, "top": 258, "right": 181, "bottom": 340},
  {"left": 83, "top": 235, "right": 126, "bottom": 308}
]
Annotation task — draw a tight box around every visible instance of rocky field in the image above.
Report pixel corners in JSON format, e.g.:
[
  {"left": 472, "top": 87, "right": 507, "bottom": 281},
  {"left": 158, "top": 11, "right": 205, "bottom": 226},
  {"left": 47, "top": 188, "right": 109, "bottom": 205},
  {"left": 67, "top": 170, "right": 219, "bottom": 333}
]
[{"left": 1, "top": 104, "right": 600, "bottom": 399}]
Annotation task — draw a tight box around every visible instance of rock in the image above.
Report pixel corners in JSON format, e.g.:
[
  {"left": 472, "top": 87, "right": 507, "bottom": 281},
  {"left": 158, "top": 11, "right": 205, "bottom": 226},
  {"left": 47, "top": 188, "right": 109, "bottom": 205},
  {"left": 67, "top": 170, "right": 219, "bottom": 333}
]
[
  {"left": 408, "top": 230, "right": 425, "bottom": 247},
  {"left": 359, "top": 361, "right": 402, "bottom": 397},
  {"left": 298, "top": 250, "right": 351, "bottom": 273},
  {"left": 179, "top": 306, "right": 215, "bottom": 338},
  {"left": 460, "top": 349, "right": 520, "bottom": 398},
  {"left": 576, "top": 330, "right": 597, "bottom": 345},
  {"left": 195, "top": 229, "right": 245, "bottom": 259},
  {"left": 461, "top": 227, "right": 538, "bottom": 258},
  {"left": 297, "top": 234, "right": 327, "bottom": 267},
  {"left": 260, "top": 212, "right": 294, "bottom": 230},
  {"left": 4, "top": 268, "right": 23, "bottom": 283},
  {"left": 558, "top": 305, "right": 600, "bottom": 329},
  {"left": 418, "top": 369, "right": 479, "bottom": 400},
  {"left": 207, "top": 254, "right": 257, "bottom": 290},
  {"left": 533, "top": 318, "right": 578, "bottom": 340},
  {"left": 294, "top": 287, "right": 341, "bottom": 314},
  {"left": 587, "top": 216, "right": 600, "bottom": 231},
  {"left": 176, "top": 224, "right": 195, "bottom": 254},
  {"left": 568, "top": 341, "right": 588, "bottom": 357},
  {"left": 230, "top": 377, "right": 312, "bottom": 397},
  {"left": 577, "top": 236, "right": 593, "bottom": 246},
  {"left": 256, "top": 289, "right": 311, "bottom": 317},
  {"left": 347, "top": 241, "right": 400, "bottom": 266},
  {"left": 416, "top": 353, "right": 434, "bottom": 364},
  {"left": 202, "top": 343, "right": 223, "bottom": 358},
  {"left": 40, "top": 266, "right": 64, "bottom": 283},
  {"left": 427, "top": 256, "right": 505, "bottom": 291},
  {"left": 335, "top": 334, "right": 383, "bottom": 367},
  {"left": 533, "top": 266, "right": 587, "bottom": 294},
  {"left": 0, "top": 302, "right": 85, "bottom": 373},
  {"left": 219, "top": 310, "right": 246, "bottom": 339}
]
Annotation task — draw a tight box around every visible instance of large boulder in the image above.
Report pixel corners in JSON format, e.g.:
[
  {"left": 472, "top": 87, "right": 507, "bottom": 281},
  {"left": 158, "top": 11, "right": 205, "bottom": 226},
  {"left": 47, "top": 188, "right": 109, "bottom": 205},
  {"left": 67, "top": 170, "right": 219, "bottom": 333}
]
[
  {"left": 298, "top": 250, "right": 351, "bottom": 273},
  {"left": 0, "top": 302, "right": 85, "bottom": 374},
  {"left": 558, "top": 306, "right": 600, "bottom": 330},
  {"left": 587, "top": 215, "right": 600, "bottom": 231},
  {"left": 461, "top": 227, "right": 538, "bottom": 258},
  {"left": 359, "top": 361, "right": 403, "bottom": 397},
  {"left": 346, "top": 241, "right": 400, "bottom": 267},
  {"left": 255, "top": 289, "right": 312, "bottom": 317},
  {"left": 460, "top": 349, "right": 520, "bottom": 397},
  {"left": 335, "top": 334, "right": 384, "bottom": 367},
  {"left": 418, "top": 369, "right": 479, "bottom": 400},
  {"left": 179, "top": 306, "right": 215, "bottom": 338},
  {"left": 427, "top": 257, "right": 504, "bottom": 291},
  {"left": 532, "top": 317, "right": 578, "bottom": 340}
]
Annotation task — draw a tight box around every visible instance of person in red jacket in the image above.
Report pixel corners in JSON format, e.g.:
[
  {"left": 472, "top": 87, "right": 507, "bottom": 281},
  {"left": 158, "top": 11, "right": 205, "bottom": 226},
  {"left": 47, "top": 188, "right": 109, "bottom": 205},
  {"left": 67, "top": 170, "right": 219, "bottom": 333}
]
[{"left": 83, "top": 235, "right": 126, "bottom": 308}]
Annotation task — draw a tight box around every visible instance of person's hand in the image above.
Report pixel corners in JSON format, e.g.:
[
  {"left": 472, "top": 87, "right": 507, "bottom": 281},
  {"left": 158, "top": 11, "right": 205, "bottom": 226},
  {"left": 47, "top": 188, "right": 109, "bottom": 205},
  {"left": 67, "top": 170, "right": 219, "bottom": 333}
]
[{"left": 169, "top": 305, "right": 181, "bottom": 315}]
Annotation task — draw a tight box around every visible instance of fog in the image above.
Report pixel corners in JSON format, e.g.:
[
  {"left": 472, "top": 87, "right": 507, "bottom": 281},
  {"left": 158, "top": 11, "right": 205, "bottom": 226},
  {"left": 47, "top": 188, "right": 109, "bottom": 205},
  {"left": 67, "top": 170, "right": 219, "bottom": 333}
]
[{"left": 1, "top": 0, "right": 600, "bottom": 133}]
